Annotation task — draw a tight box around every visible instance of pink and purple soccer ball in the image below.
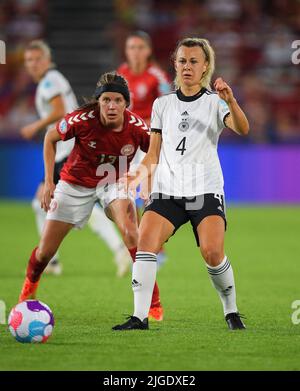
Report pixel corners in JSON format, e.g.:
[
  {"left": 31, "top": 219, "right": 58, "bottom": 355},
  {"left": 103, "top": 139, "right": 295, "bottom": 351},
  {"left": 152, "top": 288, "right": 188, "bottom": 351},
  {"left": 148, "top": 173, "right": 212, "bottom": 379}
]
[{"left": 8, "top": 300, "right": 54, "bottom": 343}]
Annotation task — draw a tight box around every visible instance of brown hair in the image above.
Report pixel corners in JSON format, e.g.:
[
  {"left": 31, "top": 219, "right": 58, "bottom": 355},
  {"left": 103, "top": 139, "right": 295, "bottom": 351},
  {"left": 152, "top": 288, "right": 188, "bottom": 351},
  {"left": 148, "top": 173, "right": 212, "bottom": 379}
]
[
  {"left": 78, "top": 71, "right": 129, "bottom": 111},
  {"left": 126, "top": 30, "right": 152, "bottom": 48}
]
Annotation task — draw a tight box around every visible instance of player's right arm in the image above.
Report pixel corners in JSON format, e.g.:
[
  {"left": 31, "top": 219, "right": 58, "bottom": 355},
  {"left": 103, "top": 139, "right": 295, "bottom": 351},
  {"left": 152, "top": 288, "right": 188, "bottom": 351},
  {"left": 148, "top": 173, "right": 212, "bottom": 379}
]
[
  {"left": 41, "top": 111, "right": 80, "bottom": 210},
  {"left": 42, "top": 127, "right": 61, "bottom": 212},
  {"left": 21, "top": 95, "right": 65, "bottom": 140}
]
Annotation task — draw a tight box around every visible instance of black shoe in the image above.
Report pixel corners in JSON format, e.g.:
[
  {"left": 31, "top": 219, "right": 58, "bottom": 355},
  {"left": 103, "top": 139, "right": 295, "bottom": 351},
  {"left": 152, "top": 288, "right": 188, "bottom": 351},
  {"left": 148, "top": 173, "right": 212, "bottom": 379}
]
[
  {"left": 225, "top": 312, "right": 246, "bottom": 330},
  {"left": 112, "top": 316, "right": 149, "bottom": 331}
]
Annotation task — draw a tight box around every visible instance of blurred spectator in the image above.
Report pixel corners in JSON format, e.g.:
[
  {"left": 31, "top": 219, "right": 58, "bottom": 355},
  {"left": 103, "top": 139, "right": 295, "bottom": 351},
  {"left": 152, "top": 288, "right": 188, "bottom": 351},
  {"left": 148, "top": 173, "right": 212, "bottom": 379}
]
[
  {"left": 0, "top": 0, "right": 46, "bottom": 138},
  {"left": 114, "top": 0, "right": 300, "bottom": 144},
  {"left": 1, "top": 0, "right": 300, "bottom": 143}
]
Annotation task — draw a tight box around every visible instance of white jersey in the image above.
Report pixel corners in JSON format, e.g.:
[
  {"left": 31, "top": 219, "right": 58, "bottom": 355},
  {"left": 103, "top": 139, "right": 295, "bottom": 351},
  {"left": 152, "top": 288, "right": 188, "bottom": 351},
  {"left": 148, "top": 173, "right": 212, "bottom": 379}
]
[
  {"left": 150, "top": 88, "right": 230, "bottom": 197},
  {"left": 35, "top": 68, "right": 78, "bottom": 162}
]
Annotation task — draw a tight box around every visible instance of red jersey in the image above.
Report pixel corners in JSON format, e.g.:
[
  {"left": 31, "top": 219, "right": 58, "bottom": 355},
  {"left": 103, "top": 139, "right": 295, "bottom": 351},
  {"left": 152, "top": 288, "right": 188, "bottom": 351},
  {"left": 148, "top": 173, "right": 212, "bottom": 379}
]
[
  {"left": 56, "top": 104, "right": 149, "bottom": 188},
  {"left": 117, "top": 62, "right": 171, "bottom": 122}
]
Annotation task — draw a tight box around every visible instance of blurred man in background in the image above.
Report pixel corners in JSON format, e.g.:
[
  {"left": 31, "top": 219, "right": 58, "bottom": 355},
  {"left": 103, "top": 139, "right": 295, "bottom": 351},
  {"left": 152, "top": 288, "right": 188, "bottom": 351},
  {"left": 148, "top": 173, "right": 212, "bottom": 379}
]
[{"left": 21, "top": 40, "right": 131, "bottom": 277}]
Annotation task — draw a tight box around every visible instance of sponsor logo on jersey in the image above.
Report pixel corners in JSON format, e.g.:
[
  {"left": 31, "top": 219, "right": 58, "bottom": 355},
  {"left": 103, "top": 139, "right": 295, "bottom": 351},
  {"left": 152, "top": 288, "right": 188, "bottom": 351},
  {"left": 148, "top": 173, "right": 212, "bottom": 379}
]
[
  {"left": 59, "top": 119, "right": 68, "bottom": 134},
  {"left": 121, "top": 144, "right": 135, "bottom": 156}
]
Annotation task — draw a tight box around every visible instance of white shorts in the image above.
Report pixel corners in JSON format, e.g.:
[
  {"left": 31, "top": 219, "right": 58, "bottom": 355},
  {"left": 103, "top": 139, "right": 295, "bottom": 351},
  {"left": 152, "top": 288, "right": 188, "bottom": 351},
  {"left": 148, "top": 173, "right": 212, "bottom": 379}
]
[{"left": 46, "top": 180, "right": 134, "bottom": 229}]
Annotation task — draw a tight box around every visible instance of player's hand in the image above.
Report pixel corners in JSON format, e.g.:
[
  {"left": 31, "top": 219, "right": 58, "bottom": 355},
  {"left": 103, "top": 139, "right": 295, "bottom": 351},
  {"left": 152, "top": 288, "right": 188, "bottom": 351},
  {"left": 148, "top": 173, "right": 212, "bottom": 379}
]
[
  {"left": 41, "top": 181, "right": 56, "bottom": 212},
  {"left": 119, "top": 172, "right": 140, "bottom": 197},
  {"left": 139, "top": 177, "right": 151, "bottom": 201},
  {"left": 20, "top": 123, "right": 40, "bottom": 140},
  {"left": 214, "top": 77, "right": 235, "bottom": 104}
]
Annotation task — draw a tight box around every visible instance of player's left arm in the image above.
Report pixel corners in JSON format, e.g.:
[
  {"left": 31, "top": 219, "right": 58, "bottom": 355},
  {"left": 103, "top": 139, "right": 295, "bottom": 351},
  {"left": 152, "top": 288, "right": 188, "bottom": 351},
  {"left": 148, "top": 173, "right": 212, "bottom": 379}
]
[
  {"left": 214, "top": 77, "right": 249, "bottom": 136},
  {"left": 21, "top": 95, "right": 65, "bottom": 140}
]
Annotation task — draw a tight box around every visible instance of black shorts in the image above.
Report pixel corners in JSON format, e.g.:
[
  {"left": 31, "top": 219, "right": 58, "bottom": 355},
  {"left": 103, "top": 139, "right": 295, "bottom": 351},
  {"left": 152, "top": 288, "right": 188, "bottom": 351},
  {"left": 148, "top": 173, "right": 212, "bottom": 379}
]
[
  {"left": 144, "top": 193, "right": 227, "bottom": 246},
  {"left": 42, "top": 157, "right": 67, "bottom": 185}
]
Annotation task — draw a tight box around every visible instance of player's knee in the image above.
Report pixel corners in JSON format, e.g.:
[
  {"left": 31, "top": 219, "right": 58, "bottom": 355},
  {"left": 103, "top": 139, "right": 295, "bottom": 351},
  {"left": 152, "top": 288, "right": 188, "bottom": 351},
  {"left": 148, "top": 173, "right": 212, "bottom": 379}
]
[
  {"left": 119, "top": 224, "right": 138, "bottom": 248},
  {"left": 137, "top": 235, "right": 160, "bottom": 254},
  {"left": 201, "top": 245, "right": 223, "bottom": 266}
]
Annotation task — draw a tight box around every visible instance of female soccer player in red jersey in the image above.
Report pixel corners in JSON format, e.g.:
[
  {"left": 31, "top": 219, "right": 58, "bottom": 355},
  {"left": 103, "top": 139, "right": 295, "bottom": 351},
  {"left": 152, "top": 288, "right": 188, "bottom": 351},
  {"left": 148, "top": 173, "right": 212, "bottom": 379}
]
[
  {"left": 118, "top": 30, "right": 171, "bottom": 126},
  {"left": 21, "top": 40, "right": 131, "bottom": 277},
  {"left": 18, "top": 72, "right": 162, "bottom": 317}
]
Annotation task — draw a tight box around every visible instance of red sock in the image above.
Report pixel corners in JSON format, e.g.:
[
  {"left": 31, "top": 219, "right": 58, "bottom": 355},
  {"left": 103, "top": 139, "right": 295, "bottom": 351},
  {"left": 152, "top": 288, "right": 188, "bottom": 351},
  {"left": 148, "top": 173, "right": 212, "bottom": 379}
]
[
  {"left": 26, "top": 247, "right": 47, "bottom": 283},
  {"left": 128, "top": 247, "right": 137, "bottom": 262},
  {"left": 151, "top": 282, "right": 161, "bottom": 307},
  {"left": 128, "top": 247, "right": 161, "bottom": 308}
]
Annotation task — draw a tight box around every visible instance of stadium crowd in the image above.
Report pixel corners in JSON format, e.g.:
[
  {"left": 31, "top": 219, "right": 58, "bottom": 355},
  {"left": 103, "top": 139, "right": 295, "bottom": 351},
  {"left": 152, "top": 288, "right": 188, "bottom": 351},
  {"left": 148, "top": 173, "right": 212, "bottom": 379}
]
[
  {"left": 0, "top": 0, "right": 47, "bottom": 139},
  {"left": 1, "top": 0, "right": 300, "bottom": 143}
]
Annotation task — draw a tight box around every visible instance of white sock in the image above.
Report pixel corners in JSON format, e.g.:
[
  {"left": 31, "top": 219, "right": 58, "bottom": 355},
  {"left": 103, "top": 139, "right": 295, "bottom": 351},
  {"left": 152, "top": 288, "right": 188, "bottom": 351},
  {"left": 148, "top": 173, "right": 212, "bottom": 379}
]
[
  {"left": 32, "top": 197, "right": 46, "bottom": 236},
  {"left": 32, "top": 197, "right": 59, "bottom": 263},
  {"left": 88, "top": 204, "right": 124, "bottom": 253},
  {"left": 206, "top": 256, "right": 238, "bottom": 316},
  {"left": 132, "top": 252, "right": 157, "bottom": 321}
]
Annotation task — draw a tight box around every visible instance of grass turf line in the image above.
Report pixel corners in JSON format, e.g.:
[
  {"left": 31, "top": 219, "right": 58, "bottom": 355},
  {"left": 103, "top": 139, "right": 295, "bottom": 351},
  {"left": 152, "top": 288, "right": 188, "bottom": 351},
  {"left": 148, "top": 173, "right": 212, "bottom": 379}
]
[{"left": 0, "top": 202, "right": 299, "bottom": 370}]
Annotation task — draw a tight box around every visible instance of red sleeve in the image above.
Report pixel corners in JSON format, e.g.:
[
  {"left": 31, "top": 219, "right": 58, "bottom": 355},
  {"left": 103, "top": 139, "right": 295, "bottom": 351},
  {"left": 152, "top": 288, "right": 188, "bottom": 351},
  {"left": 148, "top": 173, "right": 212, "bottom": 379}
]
[
  {"left": 139, "top": 126, "right": 150, "bottom": 153},
  {"left": 128, "top": 111, "right": 150, "bottom": 153},
  {"left": 149, "top": 64, "right": 172, "bottom": 96},
  {"left": 56, "top": 111, "right": 79, "bottom": 141},
  {"left": 136, "top": 117, "right": 150, "bottom": 153}
]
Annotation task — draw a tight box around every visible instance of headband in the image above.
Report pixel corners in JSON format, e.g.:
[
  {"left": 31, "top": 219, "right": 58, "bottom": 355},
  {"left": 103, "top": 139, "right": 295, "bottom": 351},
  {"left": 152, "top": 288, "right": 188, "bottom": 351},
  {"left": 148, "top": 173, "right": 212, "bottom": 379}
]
[{"left": 94, "top": 83, "right": 130, "bottom": 107}]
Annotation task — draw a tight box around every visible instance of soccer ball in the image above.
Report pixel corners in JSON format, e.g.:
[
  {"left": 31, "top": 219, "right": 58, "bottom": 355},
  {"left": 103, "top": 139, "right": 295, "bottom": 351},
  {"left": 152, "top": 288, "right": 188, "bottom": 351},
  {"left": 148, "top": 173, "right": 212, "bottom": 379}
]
[{"left": 8, "top": 300, "right": 54, "bottom": 343}]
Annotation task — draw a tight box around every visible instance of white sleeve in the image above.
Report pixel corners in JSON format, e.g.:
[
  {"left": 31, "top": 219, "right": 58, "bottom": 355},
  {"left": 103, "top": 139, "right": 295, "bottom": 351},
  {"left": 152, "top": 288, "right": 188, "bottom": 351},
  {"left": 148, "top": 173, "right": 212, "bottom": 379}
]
[
  {"left": 40, "top": 73, "right": 63, "bottom": 102},
  {"left": 150, "top": 98, "right": 163, "bottom": 132},
  {"left": 217, "top": 98, "right": 230, "bottom": 130}
]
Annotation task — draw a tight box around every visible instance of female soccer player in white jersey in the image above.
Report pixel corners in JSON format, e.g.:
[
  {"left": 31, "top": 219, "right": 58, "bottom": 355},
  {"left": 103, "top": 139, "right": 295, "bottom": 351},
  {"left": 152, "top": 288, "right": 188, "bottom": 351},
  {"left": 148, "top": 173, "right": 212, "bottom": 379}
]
[
  {"left": 119, "top": 31, "right": 172, "bottom": 282},
  {"left": 113, "top": 37, "right": 249, "bottom": 331},
  {"left": 21, "top": 40, "right": 131, "bottom": 276}
]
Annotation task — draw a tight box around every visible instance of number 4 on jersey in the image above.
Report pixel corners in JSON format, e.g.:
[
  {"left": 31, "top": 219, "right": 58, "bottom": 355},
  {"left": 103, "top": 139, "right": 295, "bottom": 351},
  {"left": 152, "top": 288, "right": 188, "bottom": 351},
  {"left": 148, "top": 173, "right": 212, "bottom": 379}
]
[{"left": 176, "top": 137, "right": 187, "bottom": 155}]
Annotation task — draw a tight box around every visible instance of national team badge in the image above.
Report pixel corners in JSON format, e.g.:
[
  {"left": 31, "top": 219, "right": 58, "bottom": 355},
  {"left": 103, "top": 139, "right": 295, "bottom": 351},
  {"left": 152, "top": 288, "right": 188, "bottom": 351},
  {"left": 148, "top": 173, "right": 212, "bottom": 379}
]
[
  {"left": 59, "top": 119, "right": 68, "bottom": 134},
  {"left": 136, "top": 83, "right": 148, "bottom": 99},
  {"left": 178, "top": 119, "right": 189, "bottom": 132},
  {"left": 121, "top": 144, "right": 135, "bottom": 156}
]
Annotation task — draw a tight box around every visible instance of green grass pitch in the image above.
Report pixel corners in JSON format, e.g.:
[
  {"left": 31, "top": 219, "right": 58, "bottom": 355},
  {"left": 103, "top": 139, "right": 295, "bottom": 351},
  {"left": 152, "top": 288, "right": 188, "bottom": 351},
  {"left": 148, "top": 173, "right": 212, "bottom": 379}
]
[{"left": 0, "top": 201, "right": 299, "bottom": 371}]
